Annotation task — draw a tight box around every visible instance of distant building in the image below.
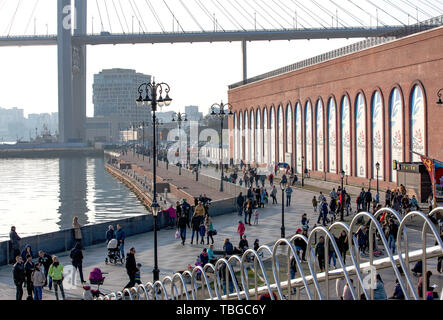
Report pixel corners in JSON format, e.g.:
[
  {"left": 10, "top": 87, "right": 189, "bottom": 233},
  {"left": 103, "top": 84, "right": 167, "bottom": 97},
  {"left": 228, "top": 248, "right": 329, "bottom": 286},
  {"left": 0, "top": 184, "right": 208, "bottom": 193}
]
[
  {"left": 156, "top": 111, "right": 176, "bottom": 123},
  {"left": 184, "top": 105, "right": 203, "bottom": 121}
]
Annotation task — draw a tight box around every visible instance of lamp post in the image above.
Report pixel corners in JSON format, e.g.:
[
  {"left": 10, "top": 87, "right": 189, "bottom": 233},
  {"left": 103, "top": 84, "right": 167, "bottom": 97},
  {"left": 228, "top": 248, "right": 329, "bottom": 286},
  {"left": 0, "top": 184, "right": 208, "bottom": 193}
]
[
  {"left": 210, "top": 102, "right": 234, "bottom": 192},
  {"left": 280, "top": 177, "right": 288, "bottom": 238},
  {"left": 375, "top": 162, "right": 380, "bottom": 196},
  {"left": 301, "top": 155, "right": 305, "bottom": 187},
  {"left": 136, "top": 79, "right": 172, "bottom": 282},
  {"left": 141, "top": 121, "right": 145, "bottom": 161},
  {"left": 340, "top": 170, "right": 345, "bottom": 221},
  {"left": 437, "top": 88, "right": 443, "bottom": 105},
  {"left": 155, "top": 118, "right": 163, "bottom": 167},
  {"left": 172, "top": 112, "right": 187, "bottom": 175}
]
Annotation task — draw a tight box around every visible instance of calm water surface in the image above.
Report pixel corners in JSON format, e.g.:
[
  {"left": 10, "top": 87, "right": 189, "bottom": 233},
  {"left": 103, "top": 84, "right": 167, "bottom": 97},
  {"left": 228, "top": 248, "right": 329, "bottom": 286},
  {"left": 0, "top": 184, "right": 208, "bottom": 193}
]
[{"left": 0, "top": 156, "right": 147, "bottom": 241}]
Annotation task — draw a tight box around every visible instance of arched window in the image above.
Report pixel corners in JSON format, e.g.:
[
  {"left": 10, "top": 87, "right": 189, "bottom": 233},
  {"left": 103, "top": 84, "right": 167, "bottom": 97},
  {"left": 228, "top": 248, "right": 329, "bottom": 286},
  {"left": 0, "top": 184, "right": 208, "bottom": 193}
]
[
  {"left": 328, "top": 98, "right": 336, "bottom": 173},
  {"left": 316, "top": 100, "right": 324, "bottom": 171},
  {"left": 250, "top": 110, "right": 255, "bottom": 163},
  {"left": 341, "top": 95, "right": 351, "bottom": 175},
  {"left": 244, "top": 111, "right": 249, "bottom": 163},
  {"left": 372, "top": 91, "right": 384, "bottom": 178},
  {"left": 305, "top": 101, "right": 312, "bottom": 170},
  {"left": 410, "top": 85, "right": 425, "bottom": 162},
  {"left": 263, "top": 108, "right": 268, "bottom": 165},
  {"left": 286, "top": 104, "right": 292, "bottom": 163},
  {"left": 295, "top": 103, "right": 302, "bottom": 173},
  {"left": 355, "top": 93, "right": 366, "bottom": 178},
  {"left": 390, "top": 88, "right": 403, "bottom": 182},
  {"left": 256, "top": 111, "right": 262, "bottom": 164},
  {"left": 270, "top": 107, "right": 276, "bottom": 165},
  {"left": 233, "top": 113, "right": 237, "bottom": 163},
  {"left": 278, "top": 105, "right": 284, "bottom": 162}
]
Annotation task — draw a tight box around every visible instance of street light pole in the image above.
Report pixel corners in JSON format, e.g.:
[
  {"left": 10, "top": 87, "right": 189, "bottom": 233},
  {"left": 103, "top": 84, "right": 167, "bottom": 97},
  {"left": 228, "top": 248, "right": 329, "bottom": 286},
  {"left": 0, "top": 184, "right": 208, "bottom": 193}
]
[
  {"left": 142, "top": 121, "right": 145, "bottom": 161},
  {"left": 172, "top": 112, "right": 187, "bottom": 176},
  {"left": 301, "top": 155, "right": 305, "bottom": 187},
  {"left": 280, "top": 177, "right": 287, "bottom": 238},
  {"left": 340, "top": 170, "right": 345, "bottom": 221},
  {"left": 376, "top": 162, "right": 380, "bottom": 196},
  {"left": 136, "top": 79, "right": 172, "bottom": 282},
  {"left": 210, "top": 102, "right": 234, "bottom": 193}
]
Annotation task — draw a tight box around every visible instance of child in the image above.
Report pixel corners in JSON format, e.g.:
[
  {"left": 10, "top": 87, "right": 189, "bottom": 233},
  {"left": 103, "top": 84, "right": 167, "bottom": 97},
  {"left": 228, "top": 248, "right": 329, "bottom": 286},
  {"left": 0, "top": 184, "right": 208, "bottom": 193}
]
[
  {"left": 312, "top": 196, "right": 318, "bottom": 213},
  {"left": 253, "top": 209, "right": 259, "bottom": 225},
  {"left": 301, "top": 213, "right": 309, "bottom": 230},
  {"left": 199, "top": 222, "right": 206, "bottom": 245},
  {"left": 135, "top": 263, "right": 142, "bottom": 285},
  {"left": 31, "top": 262, "right": 45, "bottom": 300},
  {"left": 237, "top": 221, "right": 245, "bottom": 241}
]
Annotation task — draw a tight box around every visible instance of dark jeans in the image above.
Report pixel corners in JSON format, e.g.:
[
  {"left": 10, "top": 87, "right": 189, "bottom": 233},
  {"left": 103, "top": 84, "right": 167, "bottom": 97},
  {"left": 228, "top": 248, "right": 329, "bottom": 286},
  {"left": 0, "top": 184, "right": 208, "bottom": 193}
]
[
  {"left": 318, "top": 256, "right": 325, "bottom": 271},
  {"left": 272, "top": 195, "right": 277, "bottom": 204},
  {"left": 438, "top": 256, "right": 442, "bottom": 273},
  {"left": 191, "top": 230, "right": 199, "bottom": 243},
  {"left": 73, "top": 263, "right": 85, "bottom": 283},
  {"left": 53, "top": 279, "right": 65, "bottom": 300},
  {"left": 26, "top": 277, "right": 33, "bottom": 298},
  {"left": 125, "top": 271, "right": 136, "bottom": 289},
  {"left": 286, "top": 196, "right": 291, "bottom": 207},
  {"left": 179, "top": 228, "right": 186, "bottom": 244},
  {"left": 207, "top": 233, "right": 214, "bottom": 244},
  {"left": 15, "top": 281, "right": 23, "bottom": 300},
  {"left": 43, "top": 267, "right": 52, "bottom": 289}
]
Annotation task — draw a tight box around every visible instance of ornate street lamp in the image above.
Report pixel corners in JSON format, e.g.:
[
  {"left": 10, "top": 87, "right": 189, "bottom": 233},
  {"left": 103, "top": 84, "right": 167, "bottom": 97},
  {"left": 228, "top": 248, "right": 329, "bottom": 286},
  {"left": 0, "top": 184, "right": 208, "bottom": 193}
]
[
  {"left": 210, "top": 101, "right": 234, "bottom": 192},
  {"left": 301, "top": 155, "right": 305, "bottom": 187},
  {"left": 340, "top": 170, "right": 345, "bottom": 221},
  {"left": 280, "top": 176, "right": 288, "bottom": 239},
  {"left": 136, "top": 79, "right": 172, "bottom": 282},
  {"left": 172, "top": 112, "right": 187, "bottom": 175},
  {"left": 437, "top": 88, "right": 443, "bottom": 105}
]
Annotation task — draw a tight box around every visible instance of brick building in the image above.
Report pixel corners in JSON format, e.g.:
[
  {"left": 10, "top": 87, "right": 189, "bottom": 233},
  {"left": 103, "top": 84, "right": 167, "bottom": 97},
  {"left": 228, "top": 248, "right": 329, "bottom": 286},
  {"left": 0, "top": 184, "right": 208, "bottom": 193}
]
[{"left": 228, "top": 27, "right": 443, "bottom": 190}]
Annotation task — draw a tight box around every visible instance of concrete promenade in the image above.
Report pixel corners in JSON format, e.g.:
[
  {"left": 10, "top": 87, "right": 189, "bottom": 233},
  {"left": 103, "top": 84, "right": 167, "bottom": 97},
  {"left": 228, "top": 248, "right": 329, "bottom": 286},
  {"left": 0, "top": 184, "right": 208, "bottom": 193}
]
[{"left": 0, "top": 161, "right": 440, "bottom": 300}]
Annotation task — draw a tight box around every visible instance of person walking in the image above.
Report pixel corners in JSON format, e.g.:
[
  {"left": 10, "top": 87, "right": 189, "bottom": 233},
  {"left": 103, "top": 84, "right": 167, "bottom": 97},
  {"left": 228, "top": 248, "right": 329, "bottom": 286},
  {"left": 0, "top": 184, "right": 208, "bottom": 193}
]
[
  {"left": 48, "top": 256, "right": 65, "bottom": 300},
  {"left": 72, "top": 216, "right": 83, "bottom": 248},
  {"left": 13, "top": 256, "right": 25, "bottom": 300},
  {"left": 337, "top": 230, "right": 349, "bottom": 264},
  {"left": 271, "top": 185, "right": 277, "bottom": 204},
  {"left": 204, "top": 215, "right": 215, "bottom": 245},
  {"left": 364, "top": 189, "right": 372, "bottom": 212},
  {"left": 116, "top": 224, "right": 126, "bottom": 259},
  {"left": 9, "top": 226, "right": 21, "bottom": 264},
  {"left": 106, "top": 225, "right": 115, "bottom": 243},
  {"left": 198, "top": 221, "right": 206, "bottom": 245},
  {"left": 124, "top": 247, "right": 137, "bottom": 289},
  {"left": 285, "top": 186, "right": 293, "bottom": 207},
  {"left": 312, "top": 196, "right": 318, "bottom": 213},
  {"left": 190, "top": 214, "right": 201, "bottom": 245},
  {"left": 70, "top": 242, "right": 86, "bottom": 285},
  {"left": 387, "top": 218, "right": 399, "bottom": 255},
  {"left": 318, "top": 198, "right": 328, "bottom": 226},
  {"left": 31, "top": 263, "right": 45, "bottom": 300},
  {"left": 38, "top": 250, "right": 53, "bottom": 289},
  {"left": 237, "top": 221, "right": 245, "bottom": 241},
  {"left": 315, "top": 236, "right": 326, "bottom": 272},
  {"left": 24, "top": 254, "right": 35, "bottom": 299},
  {"left": 343, "top": 279, "right": 355, "bottom": 300},
  {"left": 236, "top": 192, "right": 245, "bottom": 216},
  {"left": 374, "top": 274, "right": 387, "bottom": 300},
  {"left": 177, "top": 213, "right": 189, "bottom": 246}
]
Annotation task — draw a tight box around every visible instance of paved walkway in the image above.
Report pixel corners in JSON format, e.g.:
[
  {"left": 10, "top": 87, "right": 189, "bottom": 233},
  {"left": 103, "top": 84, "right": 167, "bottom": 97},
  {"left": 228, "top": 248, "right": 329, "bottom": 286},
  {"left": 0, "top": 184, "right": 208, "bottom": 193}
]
[{"left": 0, "top": 163, "right": 440, "bottom": 300}]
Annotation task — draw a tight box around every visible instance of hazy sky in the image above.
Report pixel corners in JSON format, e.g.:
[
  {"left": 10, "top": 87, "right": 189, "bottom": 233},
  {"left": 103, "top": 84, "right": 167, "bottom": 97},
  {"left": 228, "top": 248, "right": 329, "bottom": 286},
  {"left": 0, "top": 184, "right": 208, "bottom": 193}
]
[{"left": 0, "top": 0, "right": 439, "bottom": 117}]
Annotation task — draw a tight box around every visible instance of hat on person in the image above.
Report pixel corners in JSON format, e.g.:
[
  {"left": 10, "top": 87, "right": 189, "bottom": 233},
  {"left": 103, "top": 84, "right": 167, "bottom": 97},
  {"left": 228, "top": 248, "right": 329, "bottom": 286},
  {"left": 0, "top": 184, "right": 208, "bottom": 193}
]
[
  {"left": 136, "top": 263, "right": 142, "bottom": 267},
  {"left": 296, "top": 228, "right": 302, "bottom": 233}
]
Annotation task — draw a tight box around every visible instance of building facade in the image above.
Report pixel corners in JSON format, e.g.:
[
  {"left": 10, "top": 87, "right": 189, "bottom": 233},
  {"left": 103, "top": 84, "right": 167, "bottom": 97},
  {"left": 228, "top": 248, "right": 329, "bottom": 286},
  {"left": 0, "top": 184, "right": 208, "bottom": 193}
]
[{"left": 228, "top": 27, "right": 443, "bottom": 190}]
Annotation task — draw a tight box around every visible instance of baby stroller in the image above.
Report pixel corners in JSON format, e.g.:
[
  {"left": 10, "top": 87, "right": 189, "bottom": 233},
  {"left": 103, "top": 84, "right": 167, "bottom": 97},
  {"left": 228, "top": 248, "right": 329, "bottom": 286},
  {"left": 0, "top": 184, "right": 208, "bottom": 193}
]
[
  {"left": 88, "top": 267, "right": 107, "bottom": 298},
  {"left": 105, "top": 238, "right": 123, "bottom": 264}
]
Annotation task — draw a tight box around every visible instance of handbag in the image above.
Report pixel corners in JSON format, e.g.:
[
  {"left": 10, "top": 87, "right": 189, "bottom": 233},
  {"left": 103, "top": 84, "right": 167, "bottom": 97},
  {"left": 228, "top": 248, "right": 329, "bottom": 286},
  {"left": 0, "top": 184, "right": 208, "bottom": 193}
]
[
  {"left": 212, "top": 229, "right": 217, "bottom": 235},
  {"left": 174, "top": 230, "right": 180, "bottom": 240}
]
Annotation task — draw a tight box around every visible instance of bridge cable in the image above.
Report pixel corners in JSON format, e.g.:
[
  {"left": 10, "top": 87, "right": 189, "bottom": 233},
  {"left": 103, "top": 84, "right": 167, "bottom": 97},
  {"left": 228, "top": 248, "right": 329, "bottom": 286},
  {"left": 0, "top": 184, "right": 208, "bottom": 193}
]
[
  {"left": 179, "top": 0, "right": 205, "bottom": 32},
  {"left": 396, "top": 0, "right": 433, "bottom": 20},
  {"left": 420, "top": 0, "right": 443, "bottom": 14},
  {"left": 225, "top": 0, "right": 255, "bottom": 29},
  {"left": 193, "top": 0, "right": 217, "bottom": 27},
  {"left": 111, "top": 0, "right": 125, "bottom": 33},
  {"left": 95, "top": 0, "right": 105, "bottom": 32},
  {"left": 102, "top": 0, "right": 113, "bottom": 33},
  {"left": 24, "top": 0, "right": 40, "bottom": 35},
  {"left": 214, "top": 0, "right": 246, "bottom": 30},
  {"left": 243, "top": 0, "right": 279, "bottom": 29},
  {"left": 274, "top": 0, "right": 309, "bottom": 29},
  {"left": 210, "top": 0, "right": 243, "bottom": 30},
  {"left": 129, "top": 0, "right": 148, "bottom": 33},
  {"left": 258, "top": 0, "right": 294, "bottom": 29},
  {"left": 117, "top": 0, "right": 130, "bottom": 33},
  {"left": 290, "top": 0, "right": 329, "bottom": 28},
  {"left": 145, "top": 0, "right": 165, "bottom": 32},
  {"left": 365, "top": 0, "right": 406, "bottom": 26},
  {"left": 252, "top": 0, "right": 285, "bottom": 29},
  {"left": 310, "top": 0, "right": 351, "bottom": 28},
  {"left": 196, "top": 0, "right": 225, "bottom": 31},
  {"left": 328, "top": 0, "right": 366, "bottom": 27},
  {"left": 5, "top": 0, "right": 21, "bottom": 36},
  {"left": 163, "top": 0, "right": 185, "bottom": 33},
  {"left": 347, "top": 0, "right": 388, "bottom": 27},
  {"left": 231, "top": 0, "right": 265, "bottom": 29}
]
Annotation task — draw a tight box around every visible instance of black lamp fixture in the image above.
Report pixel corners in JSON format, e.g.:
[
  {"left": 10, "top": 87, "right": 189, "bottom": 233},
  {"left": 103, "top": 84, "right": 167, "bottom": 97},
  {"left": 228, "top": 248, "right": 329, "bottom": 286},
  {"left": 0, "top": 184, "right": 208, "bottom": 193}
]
[
  {"left": 375, "top": 162, "right": 380, "bottom": 196},
  {"left": 279, "top": 177, "right": 288, "bottom": 238},
  {"left": 437, "top": 89, "right": 443, "bottom": 105},
  {"left": 172, "top": 112, "right": 187, "bottom": 175}
]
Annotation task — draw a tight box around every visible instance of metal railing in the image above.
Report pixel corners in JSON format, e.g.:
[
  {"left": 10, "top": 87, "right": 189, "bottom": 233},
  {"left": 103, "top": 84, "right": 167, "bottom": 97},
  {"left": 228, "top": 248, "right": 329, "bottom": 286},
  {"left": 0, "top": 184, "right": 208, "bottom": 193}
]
[
  {"left": 229, "top": 15, "right": 443, "bottom": 89},
  {"left": 100, "top": 207, "right": 443, "bottom": 300}
]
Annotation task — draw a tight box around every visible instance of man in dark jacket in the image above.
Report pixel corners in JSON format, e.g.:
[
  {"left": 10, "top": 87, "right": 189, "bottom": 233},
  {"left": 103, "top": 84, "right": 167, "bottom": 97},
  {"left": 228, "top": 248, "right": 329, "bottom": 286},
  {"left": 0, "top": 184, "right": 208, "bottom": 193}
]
[
  {"left": 177, "top": 213, "right": 189, "bottom": 245},
  {"left": 24, "top": 254, "right": 34, "bottom": 299},
  {"left": 38, "top": 250, "right": 53, "bottom": 288},
  {"left": 191, "top": 215, "right": 201, "bottom": 244},
  {"left": 315, "top": 237, "right": 326, "bottom": 272},
  {"left": 236, "top": 192, "right": 245, "bottom": 216},
  {"left": 116, "top": 224, "right": 126, "bottom": 259},
  {"left": 124, "top": 247, "right": 137, "bottom": 289},
  {"left": 70, "top": 242, "right": 85, "bottom": 284},
  {"left": 106, "top": 225, "right": 115, "bottom": 243},
  {"left": 364, "top": 189, "right": 372, "bottom": 212},
  {"left": 9, "top": 226, "right": 21, "bottom": 264},
  {"left": 13, "top": 256, "right": 25, "bottom": 300},
  {"left": 238, "top": 235, "right": 249, "bottom": 253}
]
